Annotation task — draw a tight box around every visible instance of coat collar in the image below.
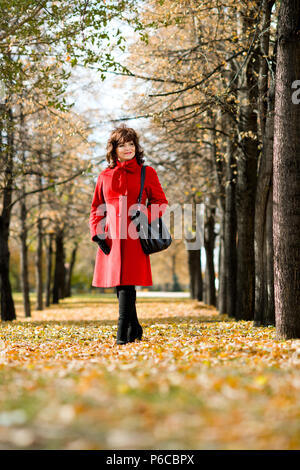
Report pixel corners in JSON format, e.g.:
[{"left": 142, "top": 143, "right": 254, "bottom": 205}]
[
  {"left": 104, "top": 155, "right": 142, "bottom": 193},
  {"left": 114, "top": 155, "right": 141, "bottom": 173}
]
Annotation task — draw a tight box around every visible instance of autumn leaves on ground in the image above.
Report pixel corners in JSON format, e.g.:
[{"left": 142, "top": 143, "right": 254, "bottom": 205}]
[{"left": 1, "top": 294, "right": 300, "bottom": 450}]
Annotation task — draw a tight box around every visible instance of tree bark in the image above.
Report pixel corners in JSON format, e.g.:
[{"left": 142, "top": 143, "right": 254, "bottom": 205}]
[
  {"left": 225, "top": 134, "right": 237, "bottom": 318},
  {"left": 254, "top": 39, "right": 276, "bottom": 326},
  {"left": 20, "top": 200, "right": 31, "bottom": 317},
  {"left": 209, "top": 110, "right": 226, "bottom": 313},
  {"left": 35, "top": 153, "right": 43, "bottom": 310},
  {"left": 64, "top": 242, "right": 78, "bottom": 297},
  {"left": 188, "top": 249, "right": 197, "bottom": 299},
  {"left": 235, "top": 9, "right": 260, "bottom": 321},
  {"left": 185, "top": 198, "right": 203, "bottom": 300},
  {"left": 0, "top": 105, "right": 16, "bottom": 321},
  {"left": 188, "top": 248, "right": 202, "bottom": 300},
  {"left": 45, "top": 234, "right": 53, "bottom": 307},
  {"left": 257, "top": 0, "right": 275, "bottom": 140},
  {"left": 52, "top": 229, "right": 66, "bottom": 304},
  {"left": 265, "top": 183, "right": 275, "bottom": 326},
  {"left": 203, "top": 198, "right": 217, "bottom": 306},
  {"left": 273, "top": 0, "right": 300, "bottom": 339},
  {"left": 217, "top": 213, "right": 226, "bottom": 312},
  {"left": 195, "top": 247, "right": 203, "bottom": 301},
  {"left": 19, "top": 105, "right": 31, "bottom": 318}
]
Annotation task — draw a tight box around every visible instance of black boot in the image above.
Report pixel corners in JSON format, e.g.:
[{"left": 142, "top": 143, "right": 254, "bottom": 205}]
[
  {"left": 116, "top": 286, "right": 135, "bottom": 345},
  {"left": 127, "top": 290, "right": 143, "bottom": 342}
]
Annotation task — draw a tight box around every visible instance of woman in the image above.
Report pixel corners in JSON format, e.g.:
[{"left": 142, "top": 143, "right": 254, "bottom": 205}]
[{"left": 89, "top": 124, "right": 169, "bottom": 345}]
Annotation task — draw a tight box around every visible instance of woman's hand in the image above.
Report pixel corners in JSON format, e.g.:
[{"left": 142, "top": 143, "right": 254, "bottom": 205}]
[{"left": 92, "top": 235, "right": 111, "bottom": 255}]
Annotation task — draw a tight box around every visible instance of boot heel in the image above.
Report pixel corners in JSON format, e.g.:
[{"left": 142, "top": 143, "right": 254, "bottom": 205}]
[{"left": 127, "top": 323, "right": 143, "bottom": 342}]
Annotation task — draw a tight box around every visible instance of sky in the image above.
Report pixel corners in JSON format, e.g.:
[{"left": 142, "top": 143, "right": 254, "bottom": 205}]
[{"left": 65, "top": 18, "right": 148, "bottom": 171}]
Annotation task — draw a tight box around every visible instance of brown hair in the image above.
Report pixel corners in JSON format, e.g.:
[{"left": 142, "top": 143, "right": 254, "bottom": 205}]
[{"left": 106, "top": 124, "right": 145, "bottom": 169}]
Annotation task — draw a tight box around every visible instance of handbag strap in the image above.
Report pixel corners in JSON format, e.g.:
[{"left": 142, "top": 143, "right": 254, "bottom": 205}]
[
  {"left": 101, "top": 180, "right": 105, "bottom": 203},
  {"left": 137, "top": 165, "right": 147, "bottom": 205}
]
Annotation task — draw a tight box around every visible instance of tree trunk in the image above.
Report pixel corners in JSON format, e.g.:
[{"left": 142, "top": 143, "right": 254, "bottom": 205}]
[
  {"left": 203, "top": 199, "right": 217, "bottom": 306},
  {"left": 188, "top": 249, "right": 196, "bottom": 299},
  {"left": 203, "top": 265, "right": 208, "bottom": 305},
  {"left": 195, "top": 202, "right": 203, "bottom": 301},
  {"left": 195, "top": 247, "right": 203, "bottom": 301},
  {"left": 64, "top": 242, "right": 78, "bottom": 297},
  {"left": 225, "top": 135, "right": 237, "bottom": 318},
  {"left": 20, "top": 200, "right": 31, "bottom": 317},
  {"left": 45, "top": 145, "right": 54, "bottom": 308},
  {"left": 35, "top": 155, "right": 43, "bottom": 310},
  {"left": 235, "top": 9, "right": 260, "bottom": 321},
  {"left": 220, "top": 63, "right": 238, "bottom": 318},
  {"left": 209, "top": 110, "right": 226, "bottom": 313},
  {"left": 273, "top": 0, "right": 300, "bottom": 339},
  {"left": 0, "top": 217, "right": 16, "bottom": 321},
  {"left": 0, "top": 105, "right": 16, "bottom": 321},
  {"left": 254, "top": 43, "right": 276, "bottom": 326},
  {"left": 188, "top": 249, "right": 202, "bottom": 300},
  {"left": 185, "top": 198, "right": 203, "bottom": 300},
  {"left": 19, "top": 105, "right": 31, "bottom": 318},
  {"left": 257, "top": 0, "right": 275, "bottom": 141},
  {"left": 52, "top": 229, "right": 66, "bottom": 304},
  {"left": 217, "top": 210, "right": 226, "bottom": 313},
  {"left": 45, "top": 234, "right": 53, "bottom": 307},
  {"left": 265, "top": 183, "right": 275, "bottom": 326}
]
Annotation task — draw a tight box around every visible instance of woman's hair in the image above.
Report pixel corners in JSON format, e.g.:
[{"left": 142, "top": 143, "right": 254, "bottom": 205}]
[{"left": 106, "top": 124, "right": 145, "bottom": 168}]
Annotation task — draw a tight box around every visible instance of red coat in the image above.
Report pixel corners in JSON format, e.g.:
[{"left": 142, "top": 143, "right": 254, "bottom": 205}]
[{"left": 89, "top": 155, "right": 169, "bottom": 287}]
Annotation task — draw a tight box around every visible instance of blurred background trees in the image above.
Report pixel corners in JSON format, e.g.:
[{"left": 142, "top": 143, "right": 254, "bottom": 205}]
[{"left": 1, "top": 0, "right": 300, "bottom": 340}]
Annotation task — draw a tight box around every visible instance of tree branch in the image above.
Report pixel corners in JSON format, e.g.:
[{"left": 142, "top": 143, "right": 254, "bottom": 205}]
[{"left": 7, "top": 166, "right": 91, "bottom": 210}]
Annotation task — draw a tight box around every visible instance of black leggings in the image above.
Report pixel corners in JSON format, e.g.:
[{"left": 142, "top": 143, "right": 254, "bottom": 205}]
[
  {"left": 115, "top": 285, "right": 136, "bottom": 298},
  {"left": 115, "top": 285, "right": 136, "bottom": 322}
]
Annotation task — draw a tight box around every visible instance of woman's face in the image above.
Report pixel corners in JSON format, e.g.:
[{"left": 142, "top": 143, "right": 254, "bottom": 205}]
[{"left": 116, "top": 140, "right": 136, "bottom": 162}]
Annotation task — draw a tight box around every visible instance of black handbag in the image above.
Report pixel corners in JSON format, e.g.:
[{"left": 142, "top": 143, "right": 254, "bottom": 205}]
[{"left": 131, "top": 165, "right": 172, "bottom": 255}]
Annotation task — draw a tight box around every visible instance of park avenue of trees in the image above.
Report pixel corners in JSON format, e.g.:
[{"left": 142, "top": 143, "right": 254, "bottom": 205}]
[{"left": 0, "top": 0, "right": 299, "bottom": 340}]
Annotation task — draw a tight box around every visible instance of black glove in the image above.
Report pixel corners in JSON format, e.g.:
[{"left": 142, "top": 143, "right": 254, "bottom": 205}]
[{"left": 92, "top": 235, "right": 111, "bottom": 255}]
